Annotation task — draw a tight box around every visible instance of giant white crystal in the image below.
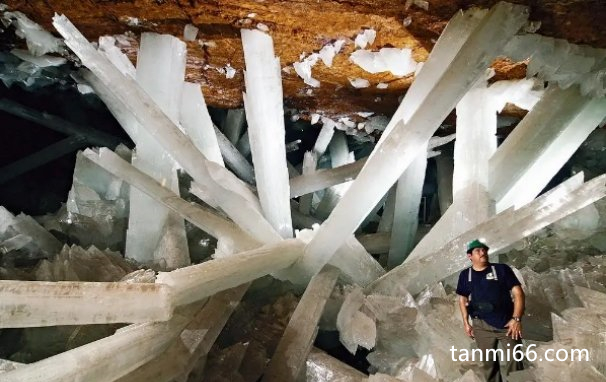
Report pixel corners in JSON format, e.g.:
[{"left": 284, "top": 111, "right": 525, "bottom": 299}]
[
  {"left": 298, "top": 3, "right": 529, "bottom": 277},
  {"left": 241, "top": 29, "right": 293, "bottom": 238}
]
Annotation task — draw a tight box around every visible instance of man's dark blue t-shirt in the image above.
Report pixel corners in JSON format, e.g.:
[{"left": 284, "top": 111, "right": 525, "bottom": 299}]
[{"left": 456, "top": 263, "right": 521, "bottom": 328}]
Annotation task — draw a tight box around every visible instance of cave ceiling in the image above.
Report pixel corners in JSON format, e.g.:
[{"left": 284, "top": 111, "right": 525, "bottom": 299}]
[{"left": 3, "top": 0, "right": 606, "bottom": 118}]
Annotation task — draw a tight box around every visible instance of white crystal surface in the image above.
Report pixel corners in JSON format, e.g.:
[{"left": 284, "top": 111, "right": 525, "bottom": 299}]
[
  {"left": 350, "top": 48, "right": 418, "bottom": 77},
  {"left": 241, "top": 28, "right": 293, "bottom": 238}
]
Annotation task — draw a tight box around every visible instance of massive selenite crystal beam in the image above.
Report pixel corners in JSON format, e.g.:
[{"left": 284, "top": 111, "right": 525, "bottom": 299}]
[
  {"left": 241, "top": 29, "right": 293, "bottom": 238},
  {"left": 489, "top": 84, "right": 606, "bottom": 212},
  {"left": 85, "top": 148, "right": 381, "bottom": 285},
  {"left": 83, "top": 148, "right": 260, "bottom": 252},
  {"left": 406, "top": 78, "right": 497, "bottom": 262},
  {"left": 180, "top": 82, "right": 224, "bottom": 166},
  {"left": 262, "top": 266, "right": 340, "bottom": 381},
  {"left": 157, "top": 239, "right": 305, "bottom": 306},
  {"left": 0, "top": 302, "right": 205, "bottom": 382},
  {"left": 115, "top": 285, "right": 248, "bottom": 382},
  {"left": 0, "top": 280, "right": 173, "bottom": 328},
  {"left": 298, "top": 2, "right": 529, "bottom": 277},
  {"left": 120, "top": 32, "right": 189, "bottom": 268},
  {"left": 306, "top": 348, "right": 367, "bottom": 382},
  {"left": 53, "top": 16, "right": 282, "bottom": 246},
  {"left": 388, "top": 146, "right": 428, "bottom": 268},
  {"left": 370, "top": 172, "right": 606, "bottom": 295}
]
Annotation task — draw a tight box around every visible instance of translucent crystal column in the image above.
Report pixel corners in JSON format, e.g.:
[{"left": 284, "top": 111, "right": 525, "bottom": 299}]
[
  {"left": 53, "top": 16, "right": 281, "bottom": 245},
  {"left": 407, "top": 79, "right": 496, "bottom": 261},
  {"left": 370, "top": 172, "right": 606, "bottom": 295},
  {"left": 180, "top": 82, "right": 224, "bottom": 166},
  {"left": 489, "top": 84, "right": 606, "bottom": 212},
  {"left": 122, "top": 32, "right": 189, "bottom": 268},
  {"left": 241, "top": 29, "right": 293, "bottom": 238},
  {"left": 299, "top": 3, "right": 529, "bottom": 277},
  {"left": 388, "top": 146, "right": 428, "bottom": 268},
  {"left": 83, "top": 148, "right": 260, "bottom": 252}
]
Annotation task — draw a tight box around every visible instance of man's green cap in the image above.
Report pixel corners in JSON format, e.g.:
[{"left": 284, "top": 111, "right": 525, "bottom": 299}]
[{"left": 467, "top": 239, "right": 489, "bottom": 254}]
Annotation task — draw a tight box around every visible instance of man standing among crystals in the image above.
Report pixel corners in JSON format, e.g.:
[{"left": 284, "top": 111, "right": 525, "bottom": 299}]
[{"left": 456, "top": 239, "right": 525, "bottom": 382}]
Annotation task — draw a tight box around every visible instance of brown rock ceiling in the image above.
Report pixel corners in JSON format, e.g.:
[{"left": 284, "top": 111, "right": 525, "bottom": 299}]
[{"left": 4, "top": 0, "right": 606, "bottom": 117}]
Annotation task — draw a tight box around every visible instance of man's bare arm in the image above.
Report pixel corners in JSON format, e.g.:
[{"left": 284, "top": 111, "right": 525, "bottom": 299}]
[
  {"left": 505, "top": 285, "right": 525, "bottom": 339},
  {"left": 458, "top": 295, "right": 474, "bottom": 338}
]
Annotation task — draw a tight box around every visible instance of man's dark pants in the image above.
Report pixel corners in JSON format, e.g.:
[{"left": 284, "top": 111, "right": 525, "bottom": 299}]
[{"left": 473, "top": 319, "right": 524, "bottom": 382}]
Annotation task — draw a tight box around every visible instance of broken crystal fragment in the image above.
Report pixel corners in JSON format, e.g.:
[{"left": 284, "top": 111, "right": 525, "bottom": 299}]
[
  {"left": 354, "top": 29, "right": 376, "bottom": 49},
  {"left": 183, "top": 24, "right": 198, "bottom": 41},
  {"left": 350, "top": 48, "right": 418, "bottom": 77},
  {"left": 349, "top": 77, "right": 370, "bottom": 88}
]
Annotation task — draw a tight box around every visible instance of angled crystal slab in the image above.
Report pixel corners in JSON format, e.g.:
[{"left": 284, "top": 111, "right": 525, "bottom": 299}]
[
  {"left": 0, "top": 302, "right": 204, "bottom": 382},
  {"left": 388, "top": 148, "right": 428, "bottom": 268},
  {"left": 180, "top": 82, "right": 224, "bottom": 166},
  {"left": 241, "top": 29, "right": 293, "bottom": 238},
  {"left": 214, "top": 125, "right": 256, "bottom": 185},
  {"left": 156, "top": 239, "right": 304, "bottom": 306},
  {"left": 298, "top": 151, "right": 317, "bottom": 214},
  {"left": 53, "top": 16, "right": 281, "bottom": 247},
  {"left": 222, "top": 108, "right": 246, "bottom": 145},
  {"left": 262, "top": 266, "right": 340, "bottom": 381},
  {"left": 357, "top": 232, "right": 391, "bottom": 255},
  {"left": 115, "top": 285, "right": 248, "bottom": 382},
  {"left": 83, "top": 148, "right": 260, "bottom": 252},
  {"left": 0, "top": 280, "right": 173, "bottom": 328},
  {"left": 370, "top": 173, "right": 606, "bottom": 295},
  {"left": 289, "top": 157, "right": 367, "bottom": 198},
  {"left": 489, "top": 84, "right": 606, "bottom": 212},
  {"left": 300, "top": 3, "right": 529, "bottom": 277}
]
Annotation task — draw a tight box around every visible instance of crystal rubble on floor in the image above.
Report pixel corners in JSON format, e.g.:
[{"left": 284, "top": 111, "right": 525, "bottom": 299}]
[
  {"left": 62, "top": 147, "right": 130, "bottom": 250},
  {"left": 125, "top": 32, "right": 189, "bottom": 269},
  {"left": 306, "top": 347, "right": 366, "bottom": 382},
  {"left": 262, "top": 266, "right": 340, "bottom": 381},
  {"left": 54, "top": 16, "right": 282, "bottom": 247},
  {"left": 34, "top": 244, "right": 136, "bottom": 282},
  {"left": 0, "top": 279, "right": 172, "bottom": 328},
  {"left": 369, "top": 172, "right": 606, "bottom": 295},
  {"left": 388, "top": 145, "right": 428, "bottom": 268},
  {"left": 241, "top": 28, "right": 293, "bottom": 239},
  {"left": 336, "top": 285, "right": 377, "bottom": 355},
  {"left": 504, "top": 33, "right": 606, "bottom": 98},
  {"left": 115, "top": 285, "right": 248, "bottom": 382},
  {"left": 489, "top": 84, "right": 606, "bottom": 213},
  {"left": 299, "top": 2, "right": 529, "bottom": 278},
  {"left": 0, "top": 206, "right": 62, "bottom": 260},
  {"left": 0, "top": 301, "right": 205, "bottom": 382},
  {"left": 406, "top": 76, "right": 497, "bottom": 262}
]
